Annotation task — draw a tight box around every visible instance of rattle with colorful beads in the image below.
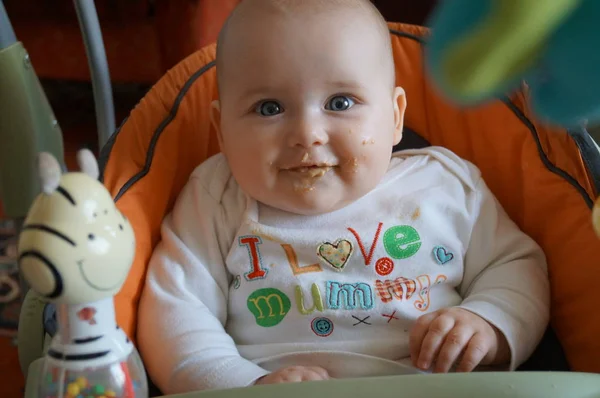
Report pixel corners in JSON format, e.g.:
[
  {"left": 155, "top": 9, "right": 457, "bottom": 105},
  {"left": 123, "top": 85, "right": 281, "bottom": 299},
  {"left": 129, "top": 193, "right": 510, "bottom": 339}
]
[{"left": 17, "top": 149, "right": 148, "bottom": 398}]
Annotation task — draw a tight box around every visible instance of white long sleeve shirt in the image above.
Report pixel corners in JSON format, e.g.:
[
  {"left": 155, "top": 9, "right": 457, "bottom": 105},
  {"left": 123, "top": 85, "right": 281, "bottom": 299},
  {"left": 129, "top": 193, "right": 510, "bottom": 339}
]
[{"left": 138, "top": 147, "right": 550, "bottom": 394}]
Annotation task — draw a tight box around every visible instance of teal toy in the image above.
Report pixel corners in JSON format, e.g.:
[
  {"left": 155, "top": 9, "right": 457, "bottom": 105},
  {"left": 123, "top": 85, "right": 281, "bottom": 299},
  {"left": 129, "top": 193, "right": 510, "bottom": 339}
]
[{"left": 425, "top": 0, "right": 600, "bottom": 128}]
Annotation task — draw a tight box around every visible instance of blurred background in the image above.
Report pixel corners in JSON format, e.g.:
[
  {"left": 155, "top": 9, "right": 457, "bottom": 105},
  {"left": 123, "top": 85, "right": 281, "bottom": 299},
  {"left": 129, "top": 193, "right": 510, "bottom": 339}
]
[{"left": 0, "top": 1, "right": 439, "bottom": 396}]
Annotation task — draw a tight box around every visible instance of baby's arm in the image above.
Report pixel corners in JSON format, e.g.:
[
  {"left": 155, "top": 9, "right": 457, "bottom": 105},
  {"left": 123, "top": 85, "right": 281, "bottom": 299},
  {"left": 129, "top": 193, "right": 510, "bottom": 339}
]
[
  {"left": 454, "top": 177, "right": 550, "bottom": 369},
  {"left": 410, "top": 176, "right": 550, "bottom": 372},
  {"left": 137, "top": 175, "right": 269, "bottom": 394}
]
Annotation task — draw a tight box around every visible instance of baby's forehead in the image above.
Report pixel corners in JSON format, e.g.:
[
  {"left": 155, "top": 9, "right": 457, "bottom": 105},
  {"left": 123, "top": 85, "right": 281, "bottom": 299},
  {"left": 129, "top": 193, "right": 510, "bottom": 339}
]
[
  {"left": 219, "top": 1, "right": 388, "bottom": 56},
  {"left": 231, "top": 1, "right": 383, "bottom": 33},
  {"left": 216, "top": 0, "right": 394, "bottom": 91}
]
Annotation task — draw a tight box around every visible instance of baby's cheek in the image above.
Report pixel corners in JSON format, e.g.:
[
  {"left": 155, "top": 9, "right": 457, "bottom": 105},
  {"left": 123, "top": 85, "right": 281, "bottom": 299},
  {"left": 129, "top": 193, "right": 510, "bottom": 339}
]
[
  {"left": 335, "top": 163, "right": 367, "bottom": 195},
  {"left": 352, "top": 154, "right": 389, "bottom": 188}
]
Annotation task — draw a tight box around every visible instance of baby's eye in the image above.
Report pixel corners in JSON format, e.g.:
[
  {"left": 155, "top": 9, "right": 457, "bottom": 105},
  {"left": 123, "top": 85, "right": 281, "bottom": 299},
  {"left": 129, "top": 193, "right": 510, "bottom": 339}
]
[
  {"left": 326, "top": 95, "right": 355, "bottom": 111},
  {"left": 256, "top": 101, "right": 283, "bottom": 116}
]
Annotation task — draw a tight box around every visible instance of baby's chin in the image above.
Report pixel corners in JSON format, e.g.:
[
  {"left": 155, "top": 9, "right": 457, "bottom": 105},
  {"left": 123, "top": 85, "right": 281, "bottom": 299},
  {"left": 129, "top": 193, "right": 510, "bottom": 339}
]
[
  {"left": 259, "top": 191, "right": 359, "bottom": 217},
  {"left": 272, "top": 202, "right": 344, "bottom": 217}
]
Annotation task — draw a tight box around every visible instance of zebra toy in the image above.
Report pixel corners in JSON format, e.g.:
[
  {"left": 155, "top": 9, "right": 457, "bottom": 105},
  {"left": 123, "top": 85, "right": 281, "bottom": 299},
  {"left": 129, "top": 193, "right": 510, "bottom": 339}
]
[{"left": 18, "top": 149, "right": 147, "bottom": 398}]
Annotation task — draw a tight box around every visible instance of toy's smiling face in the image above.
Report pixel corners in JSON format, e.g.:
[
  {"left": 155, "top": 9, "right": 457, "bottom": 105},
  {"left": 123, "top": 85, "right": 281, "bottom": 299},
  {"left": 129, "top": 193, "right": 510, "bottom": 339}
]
[
  {"left": 75, "top": 195, "right": 135, "bottom": 293},
  {"left": 18, "top": 173, "right": 136, "bottom": 305}
]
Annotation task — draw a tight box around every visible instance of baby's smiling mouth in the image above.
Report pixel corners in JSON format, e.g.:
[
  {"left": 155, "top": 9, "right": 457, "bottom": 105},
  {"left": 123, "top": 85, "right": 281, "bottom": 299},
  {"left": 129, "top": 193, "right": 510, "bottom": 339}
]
[
  {"left": 282, "top": 164, "right": 337, "bottom": 179},
  {"left": 286, "top": 164, "right": 331, "bottom": 173}
]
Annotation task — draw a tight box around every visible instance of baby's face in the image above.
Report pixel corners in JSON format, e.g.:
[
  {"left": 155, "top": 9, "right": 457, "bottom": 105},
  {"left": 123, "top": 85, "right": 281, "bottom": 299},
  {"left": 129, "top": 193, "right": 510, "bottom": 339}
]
[{"left": 213, "top": 8, "right": 404, "bottom": 215}]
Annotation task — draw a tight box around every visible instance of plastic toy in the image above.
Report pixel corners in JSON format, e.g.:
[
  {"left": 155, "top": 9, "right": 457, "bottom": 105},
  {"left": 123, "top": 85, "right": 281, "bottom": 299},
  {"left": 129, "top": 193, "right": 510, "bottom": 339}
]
[
  {"left": 424, "top": 0, "right": 600, "bottom": 129},
  {"left": 593, "top": 200, "right": 600, "bottom": 237},
  {"left": 17, "top": 149, "right": 148, "bottom": 398},
  {"left": 424, "top": 0, "right": 600, "bottom": 239}
]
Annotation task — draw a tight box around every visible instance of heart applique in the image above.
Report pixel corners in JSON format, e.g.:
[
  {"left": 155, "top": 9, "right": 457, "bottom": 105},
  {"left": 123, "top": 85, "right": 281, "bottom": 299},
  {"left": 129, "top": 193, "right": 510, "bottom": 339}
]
[
  {"left": 433, "top": 246, "right": 454, "bottom": 265},
  {"left": 317, "top": 239, "right": 354, "bottom": 272}
]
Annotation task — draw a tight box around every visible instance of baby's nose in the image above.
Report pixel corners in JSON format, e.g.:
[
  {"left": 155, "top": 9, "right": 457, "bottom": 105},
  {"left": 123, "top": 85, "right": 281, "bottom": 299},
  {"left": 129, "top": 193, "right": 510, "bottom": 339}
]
[{"left": 287, "top": 118, "right": 329, "bottom": 148}]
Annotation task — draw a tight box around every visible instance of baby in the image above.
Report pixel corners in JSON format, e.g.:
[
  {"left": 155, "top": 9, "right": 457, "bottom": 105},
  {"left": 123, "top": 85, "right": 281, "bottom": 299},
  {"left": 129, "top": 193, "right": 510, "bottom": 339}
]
[{"left": 138, "top": 0, "right": 550, "bottom": 394}]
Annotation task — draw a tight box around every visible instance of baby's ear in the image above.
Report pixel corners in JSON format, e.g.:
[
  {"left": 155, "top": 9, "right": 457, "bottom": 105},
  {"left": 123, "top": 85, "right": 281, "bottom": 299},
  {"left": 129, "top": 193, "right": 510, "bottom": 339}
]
[
  {"left": 37, "top": 152, "right": 62, "bottom": 194},
  {"left": 77, "top": 148, "right": 100, "bottom": 180},
  {"left": 393, "top": 87, "right": 407, "bottom": 145},
  {"left": 210, "top": 100, "right": 225, "bottom": 152}
]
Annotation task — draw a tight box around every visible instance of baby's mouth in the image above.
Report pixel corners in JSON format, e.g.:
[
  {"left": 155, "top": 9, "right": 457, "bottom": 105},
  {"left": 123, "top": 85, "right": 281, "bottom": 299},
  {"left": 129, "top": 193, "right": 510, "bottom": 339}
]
[
  {"left": 285, "top": 165, "right": 333, "bottom": 177},
  {"left": 281, "top": 163, "right": 336, "bottom": 192}
]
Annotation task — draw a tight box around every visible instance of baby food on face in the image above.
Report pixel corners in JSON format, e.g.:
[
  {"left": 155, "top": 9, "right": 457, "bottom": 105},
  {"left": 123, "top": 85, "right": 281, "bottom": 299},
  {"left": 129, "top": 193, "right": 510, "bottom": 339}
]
[
  {"left": 346, "top": 157, "right": 360, "bottom": 173},
  {"left": 289, "top": 165, "right": 332, "bottom": 181},
  {"left": 362, "top": 138, "right": 376, "bottom": 145},
  {"left": 214, "top": 0, "right": 402, "bottom": 216},
  {"left": 290, "top": 166, "right": 333, "bottom": 193}
]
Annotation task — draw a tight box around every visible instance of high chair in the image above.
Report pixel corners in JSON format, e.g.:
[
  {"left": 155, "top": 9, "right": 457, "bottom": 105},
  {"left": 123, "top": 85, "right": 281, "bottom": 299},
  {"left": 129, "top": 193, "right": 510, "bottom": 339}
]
[{"left": 6, "top": 5, "right": 600, "bottom": 396}]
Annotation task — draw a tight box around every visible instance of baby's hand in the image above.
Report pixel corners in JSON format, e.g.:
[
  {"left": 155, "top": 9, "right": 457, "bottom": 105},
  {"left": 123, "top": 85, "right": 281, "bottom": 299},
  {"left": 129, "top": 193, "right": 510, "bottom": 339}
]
[
  {"left": 254, "top": 366, "right": 330, "bottom": 385},
  {"left": 409, "top": 307, "right": 510, "bottom": 373}
]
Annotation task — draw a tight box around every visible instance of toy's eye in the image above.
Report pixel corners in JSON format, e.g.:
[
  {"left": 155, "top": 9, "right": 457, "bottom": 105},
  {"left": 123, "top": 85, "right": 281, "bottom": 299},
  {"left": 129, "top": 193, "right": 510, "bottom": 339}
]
[
  {"left": 88, "top": 234, "right": 95, "bottom": 240},
  {"left": 119, "top": 224, "right": 123, "bottom": 231},
  {"left": 104, "top": 209, "right": 108, "bottom": 215},
  {"left": 93, "top": 213, "right": 97, "bottom": 218},
  {"left": 256, "top": 100, "right": 283, "bottom": 117},
  {"left": 325, "top": 95, "right": 355, "bottom": 111}
]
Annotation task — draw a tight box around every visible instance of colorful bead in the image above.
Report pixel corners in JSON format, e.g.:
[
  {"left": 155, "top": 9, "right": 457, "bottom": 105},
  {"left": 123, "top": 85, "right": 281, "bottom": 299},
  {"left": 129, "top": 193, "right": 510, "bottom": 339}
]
[
  {"left": 92, "top": 384, "right": 105, "bottom": 395},
  {"left": 67, "top": 382, "right": 81, "bottom": 396},
  {"left": 105, "top": 390, "right": 116, "bottom": 397},
  {"left": 75, "top": 376, "right": 88, "bottom": 388}
]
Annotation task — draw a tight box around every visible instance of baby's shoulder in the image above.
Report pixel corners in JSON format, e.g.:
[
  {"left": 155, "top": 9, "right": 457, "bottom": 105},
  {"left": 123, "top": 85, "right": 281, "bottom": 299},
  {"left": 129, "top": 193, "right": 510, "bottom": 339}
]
[
  {"left": 389, "top": 146, "right": 482, "bottom": 190},
  {"left": 185, "top": 153, "right": 243, "bottom": 205}
]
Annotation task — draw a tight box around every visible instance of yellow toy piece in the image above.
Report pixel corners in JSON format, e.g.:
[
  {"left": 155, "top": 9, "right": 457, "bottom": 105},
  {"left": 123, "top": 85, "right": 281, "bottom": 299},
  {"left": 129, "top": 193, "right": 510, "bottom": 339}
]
[
  {"left": 593, "top": 197, "right": 600, "bottom": 237},
  {"left": 440, "top": 0, "right": 581, "bottom": 99},
  {"left": 17, "top": 148, "right": 135, "bottom": 305}
]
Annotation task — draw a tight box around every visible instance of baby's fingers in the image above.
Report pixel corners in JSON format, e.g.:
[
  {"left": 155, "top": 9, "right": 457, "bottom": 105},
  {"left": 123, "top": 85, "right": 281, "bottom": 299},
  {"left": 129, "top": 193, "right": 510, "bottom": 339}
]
[
  {"left": 409, "top": 312, "right": 438, "bottom": 364},
  {"left": 433, "top": 326, "right": 472, "bottom": 373},
  {"left": 455, "top": 333, "right": 489, "bottom": 372},
  {"left": 415, "top": 314, "right": 455, "bottom": 370},
  {"left": 305, "top": 366, "right": 330, "bottom": 380}
]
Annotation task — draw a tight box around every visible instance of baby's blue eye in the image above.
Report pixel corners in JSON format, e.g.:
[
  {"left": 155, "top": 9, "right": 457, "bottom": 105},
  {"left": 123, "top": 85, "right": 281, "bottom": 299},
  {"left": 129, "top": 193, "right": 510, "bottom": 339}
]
[
  {"left": 326, "top": 95, "right": 354, "bottom": 111},
  {"left": 256, "top": 101, "right": 283, "bottom": 116}
]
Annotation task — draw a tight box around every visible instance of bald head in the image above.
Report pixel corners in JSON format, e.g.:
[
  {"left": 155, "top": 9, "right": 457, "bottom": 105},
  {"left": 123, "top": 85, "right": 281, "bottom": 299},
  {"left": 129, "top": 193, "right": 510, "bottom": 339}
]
[
  {"left": 215, "top": 0, "right": 395, "bottom": 93},
  {"left": 209, "top": 0, "right": 406, "bottom": 216}
]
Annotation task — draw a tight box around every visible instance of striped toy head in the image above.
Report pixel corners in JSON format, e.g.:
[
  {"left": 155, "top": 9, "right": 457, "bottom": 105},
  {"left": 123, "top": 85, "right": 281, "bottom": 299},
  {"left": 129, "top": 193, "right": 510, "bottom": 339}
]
[{"left": 18, "top": 149, "right": 135, "bottom": 304}]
